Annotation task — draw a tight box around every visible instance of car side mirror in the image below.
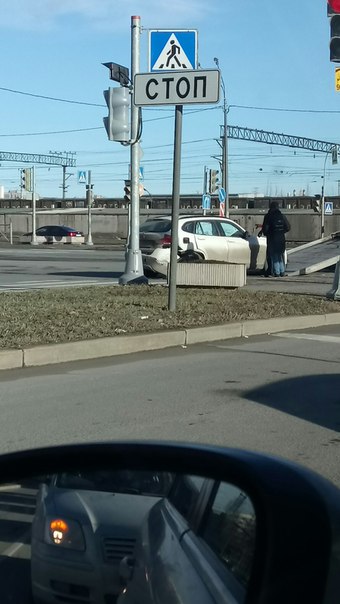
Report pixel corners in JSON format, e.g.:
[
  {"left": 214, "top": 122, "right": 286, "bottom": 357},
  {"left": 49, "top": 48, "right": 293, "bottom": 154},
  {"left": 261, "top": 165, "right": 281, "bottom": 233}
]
[
  {"left": 119, "top": 556, "right": 136, "bottom": 582},
  {"left": 0, "top": 443, "right": 340, "bottom": 604},
  {"left": 243, "top": 230, "right": 250, "bottom": 239}
]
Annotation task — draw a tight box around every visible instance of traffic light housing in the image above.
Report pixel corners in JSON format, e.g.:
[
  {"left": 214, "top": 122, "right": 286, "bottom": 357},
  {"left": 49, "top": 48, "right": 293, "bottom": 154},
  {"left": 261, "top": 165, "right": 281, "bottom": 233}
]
[
  {"left": 330, "top": 14, "right": 340, "bottom": 61},
  {"left": 20, "top": 168, "right": 32, "bottom": 192},
  {"left": 20, "top": 169, "right": 26, "bottom": 190},
  {"left": 124, "top": 180, "right": 131, "bottom": 203},
  {"left": 209, "top": 169, "right": 219, "bottom": 194},
  {"left": 313, "top": 195, "right": 321, "bottom": 213},
  {"left": 328, "top": 2, "right": 340, "bottom": 61},
  {"left": 103, "top": 87, "right": 130, "bottom": 143}
]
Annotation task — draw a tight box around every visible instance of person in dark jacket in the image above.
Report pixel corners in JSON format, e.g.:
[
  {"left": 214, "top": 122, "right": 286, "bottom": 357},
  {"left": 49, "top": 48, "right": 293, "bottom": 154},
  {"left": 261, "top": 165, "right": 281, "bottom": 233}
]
[{"left": 262, "top": 201, "right": 290, "bottom": 277}]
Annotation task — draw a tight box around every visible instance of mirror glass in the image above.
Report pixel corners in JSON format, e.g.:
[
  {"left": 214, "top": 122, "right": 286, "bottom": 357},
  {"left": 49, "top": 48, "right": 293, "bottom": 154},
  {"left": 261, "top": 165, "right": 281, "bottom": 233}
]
[{"left": 0, "top": 470, "right": 256, "bottom": 604}]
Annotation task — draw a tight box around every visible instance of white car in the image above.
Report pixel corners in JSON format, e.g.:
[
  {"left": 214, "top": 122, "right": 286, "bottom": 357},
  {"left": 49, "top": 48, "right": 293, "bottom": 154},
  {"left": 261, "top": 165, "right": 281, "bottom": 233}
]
[{"left": 140, "top": 215, "right": 268, "bottom": 277}]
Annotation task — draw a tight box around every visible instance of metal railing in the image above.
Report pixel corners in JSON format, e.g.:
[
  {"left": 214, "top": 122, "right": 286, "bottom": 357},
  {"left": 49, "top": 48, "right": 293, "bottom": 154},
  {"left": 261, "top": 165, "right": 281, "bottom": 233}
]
[{"left": 0, "top": 220, "right": 13, "bottom": 244}]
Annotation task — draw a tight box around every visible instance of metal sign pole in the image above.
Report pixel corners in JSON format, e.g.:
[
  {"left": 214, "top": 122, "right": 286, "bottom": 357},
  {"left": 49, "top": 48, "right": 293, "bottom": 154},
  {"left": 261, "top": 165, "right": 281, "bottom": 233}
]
[
  {"left": 31, "top": 166, "right": 38, "bottom": 246},
  {"left": 223, "top": 102, "right": 229, "bottom": 218},
  {"left": 168, "top": 105, "right": 183, "bottom": 312}
]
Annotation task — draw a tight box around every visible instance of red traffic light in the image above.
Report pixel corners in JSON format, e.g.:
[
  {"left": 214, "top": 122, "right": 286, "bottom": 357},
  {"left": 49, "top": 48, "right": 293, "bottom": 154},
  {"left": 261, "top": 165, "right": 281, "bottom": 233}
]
[{"left": 329, "top": 0, "right": 340, "bottom": 13}]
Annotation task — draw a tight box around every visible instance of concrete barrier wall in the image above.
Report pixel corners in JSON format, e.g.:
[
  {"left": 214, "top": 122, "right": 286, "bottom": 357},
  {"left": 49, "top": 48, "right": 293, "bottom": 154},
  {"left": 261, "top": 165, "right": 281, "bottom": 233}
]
[{"left": 1, "top": 209, "right": 340, "bottom": 242}]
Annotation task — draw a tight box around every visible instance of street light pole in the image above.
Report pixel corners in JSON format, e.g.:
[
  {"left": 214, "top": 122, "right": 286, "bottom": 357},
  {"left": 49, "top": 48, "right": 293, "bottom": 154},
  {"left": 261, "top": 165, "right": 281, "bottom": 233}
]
[
  {"left": 321, "top": 149, "right": 332, "bottom": 239},
  {"left": 119, "top": 15, "right": 147, "bottom": 284},
  {"left": 86, "top": 170, "right": 93, "bottom": 246},
  {"left": 214, "top": 58, "right": 229, "bottom": 218},
  {"left": 30, "top": 165, "right": 38, "bottom": 246}
]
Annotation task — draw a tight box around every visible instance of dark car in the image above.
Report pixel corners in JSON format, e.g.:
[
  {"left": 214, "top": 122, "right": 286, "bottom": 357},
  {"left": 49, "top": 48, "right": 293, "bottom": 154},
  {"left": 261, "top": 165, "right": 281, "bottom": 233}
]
[{"left": 20, "top": 225, "right": 84, "bottom": 244}]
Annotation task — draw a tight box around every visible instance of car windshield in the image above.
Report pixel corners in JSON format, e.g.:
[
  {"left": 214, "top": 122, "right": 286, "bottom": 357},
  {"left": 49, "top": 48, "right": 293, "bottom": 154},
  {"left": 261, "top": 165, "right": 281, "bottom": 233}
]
[
  {"left": 140, "top": 219, "right": 171, "bottom": 233},
  {"left": 55, "top": 470, "right": 174, "bottom": 496}
]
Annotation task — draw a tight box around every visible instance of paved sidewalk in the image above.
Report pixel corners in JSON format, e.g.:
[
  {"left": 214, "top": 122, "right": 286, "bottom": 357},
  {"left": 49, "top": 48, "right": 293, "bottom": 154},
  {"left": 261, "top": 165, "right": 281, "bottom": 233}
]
[{"left": 245, "top": 271, "right": 335, "bottom": 297}]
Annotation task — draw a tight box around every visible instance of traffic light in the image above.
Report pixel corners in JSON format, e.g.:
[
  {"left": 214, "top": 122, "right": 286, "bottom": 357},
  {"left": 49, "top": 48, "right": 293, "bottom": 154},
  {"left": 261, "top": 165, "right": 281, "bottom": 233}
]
[
  {"left": 209, "top": 169, "right": 219, "bottom": 194},
  {"left": 103, "top": 87, "right": 130, "bottom": 143},
  {"left": 20, "top": 168, "right": 32, "bottom": 191},
  {"left": 329, "top": 1, "right": 340, "bottom": 61},
  {"left": 20, "top": 169, "right": 26, "bottom": 190},
  {"left": 124, "top": 180, "right": 131, "bottom": 203},
  {"left": 330, "top": 14, "right": 340, "bottom": 61},
  {"left": 313, "top": 195, "right": 321, "bottom": 213},
  {"left": 328, "top": 0, "right": 340, "bottom": 14},
  {"left": 332, "top": 146, "right": 338, "bottom": 164}
]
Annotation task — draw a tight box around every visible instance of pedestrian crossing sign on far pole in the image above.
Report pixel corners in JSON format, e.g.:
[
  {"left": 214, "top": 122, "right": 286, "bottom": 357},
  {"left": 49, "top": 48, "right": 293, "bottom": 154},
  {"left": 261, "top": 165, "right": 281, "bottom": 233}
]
[
  {"left": 149, "top": 30, "right": 198, "bottom": 72},
  {"left": 325, "top": 201, "right": 334, "bottom": 215}
]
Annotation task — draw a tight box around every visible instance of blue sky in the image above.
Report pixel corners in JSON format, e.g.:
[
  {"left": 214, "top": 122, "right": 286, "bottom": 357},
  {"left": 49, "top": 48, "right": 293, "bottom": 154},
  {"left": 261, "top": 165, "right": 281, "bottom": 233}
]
[{"left": 0, "top": 0, "right": 339, "bottom": 200}]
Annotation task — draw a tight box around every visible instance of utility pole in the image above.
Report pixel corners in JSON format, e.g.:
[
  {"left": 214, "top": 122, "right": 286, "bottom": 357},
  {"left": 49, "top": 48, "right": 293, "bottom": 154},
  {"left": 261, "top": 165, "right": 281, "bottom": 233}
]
[
  {"left": 30, "top": 166, "right": 38, "bottom": 246},
  {"left": 62, "top": 165, "right": 68, "bottom": 200},
  {"left": 214, "top": 58, "right": 229, "bottom": 218},
  {"left": 320, "top": 146, "right": 335, "bottom": 239},
  {"left": 119, "top": 15, "right": 147, "bottom": 284}
]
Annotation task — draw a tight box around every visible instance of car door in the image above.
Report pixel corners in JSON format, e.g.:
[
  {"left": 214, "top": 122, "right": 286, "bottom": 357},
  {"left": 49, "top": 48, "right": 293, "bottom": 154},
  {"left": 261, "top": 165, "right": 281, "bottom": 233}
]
[
  {"left": 35, "top": 227, "right": 50, "bottom": 243},
  {"left": 192, "top": 220, "right": 227, "bottom": 260},
  {"left": 118, "top": 475, "right": 211, "bottom": 604},
  {"left": 118, "top": 476, "right": 253, "bottom": 604},
  {"left": 51, "top": 226, "right": 65, "bottom": 242},
  {"left": 216, "top": 221, "right": 251, "bottom": 266},
  {"left": 217, "top": 221, "right": 267, "bottom": 270}
]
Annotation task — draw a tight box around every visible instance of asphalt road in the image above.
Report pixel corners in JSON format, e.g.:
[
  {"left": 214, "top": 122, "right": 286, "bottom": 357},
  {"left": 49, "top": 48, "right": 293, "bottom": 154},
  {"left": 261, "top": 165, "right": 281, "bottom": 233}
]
[
  {"left": 0, "top": 246, "right": 128, "bottom": 290},
  {"left": 0, "top": 324, "right": 339, "bottom": 485},
  {"left": 0, "top": 485, "right": 35, "bottom": 604},
  {"left": 0, "top": 324, "right": 340, "bottom": 602},
  {"left": 0, "top": 245, "right": 335, "bottom": 294}
]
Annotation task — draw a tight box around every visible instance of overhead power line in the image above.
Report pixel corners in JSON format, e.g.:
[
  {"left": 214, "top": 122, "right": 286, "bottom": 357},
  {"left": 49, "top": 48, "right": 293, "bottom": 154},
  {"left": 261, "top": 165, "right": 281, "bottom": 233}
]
[
  {"left": 0, "top": 127, "right": 102, "bottom": 137},
  {"left": 1, "top": 84, "right": 340, "bottom": 115},
  {"left": 230, "top": 104, "right": 340, "bottom": 114},
  {"left": 0, "top": 86, "right": 104, "bottom": 107}
]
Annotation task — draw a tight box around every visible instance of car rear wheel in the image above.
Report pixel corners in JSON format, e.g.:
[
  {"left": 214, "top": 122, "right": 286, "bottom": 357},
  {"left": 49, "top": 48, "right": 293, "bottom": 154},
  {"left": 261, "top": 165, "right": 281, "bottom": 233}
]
[
  {"left": 179, "top": 250, "right": 203, "bottom": 263},
  {"left": 144, "top": 267, "right": 158, "bottom": 278}
]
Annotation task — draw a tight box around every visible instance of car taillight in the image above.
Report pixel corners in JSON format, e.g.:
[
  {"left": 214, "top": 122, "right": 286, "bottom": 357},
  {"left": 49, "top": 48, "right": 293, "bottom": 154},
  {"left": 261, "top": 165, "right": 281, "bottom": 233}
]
[
  {"left": 68, "top": 232, "right": 76, "bottom": 237},
  {"left": 160, "top": 234, "right": 172, "bottom": 248}
]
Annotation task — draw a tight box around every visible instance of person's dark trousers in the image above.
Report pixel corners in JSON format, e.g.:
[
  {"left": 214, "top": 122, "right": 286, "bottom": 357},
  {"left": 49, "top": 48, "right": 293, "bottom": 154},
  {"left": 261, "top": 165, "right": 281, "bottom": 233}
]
[{"left": 264, "top": 251, "right": 272, "bottom": 277}]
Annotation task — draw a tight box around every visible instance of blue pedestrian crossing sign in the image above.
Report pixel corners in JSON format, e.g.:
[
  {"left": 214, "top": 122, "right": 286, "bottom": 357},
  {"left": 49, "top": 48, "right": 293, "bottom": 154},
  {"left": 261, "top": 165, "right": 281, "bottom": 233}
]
[
  {"left": 77, "top": 170, "right": 87, "bottom": 184},
  {"left": 218, "top": 188, "right": 226, "bottom": 202},
  {"left": 325, "top": 201, "right": 334, "bottom": 215},
  {"left": 149, "top": 30, "right": 198, "bottom": 72},
  {"left": 202, "top": 193, "right": 211, "bottom": 210}
]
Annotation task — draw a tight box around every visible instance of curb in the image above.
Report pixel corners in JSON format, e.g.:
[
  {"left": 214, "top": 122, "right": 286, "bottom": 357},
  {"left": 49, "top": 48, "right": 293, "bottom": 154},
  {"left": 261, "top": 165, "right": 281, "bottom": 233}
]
[{"left": 1, "top": 312, "right": 340, "bottom": 371}]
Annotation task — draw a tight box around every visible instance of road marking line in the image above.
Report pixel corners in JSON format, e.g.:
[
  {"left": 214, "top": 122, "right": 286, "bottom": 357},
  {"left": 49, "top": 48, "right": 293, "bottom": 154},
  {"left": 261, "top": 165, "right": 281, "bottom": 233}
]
[
  {"left": 0, "top": 531, "right": 31, "bottom": 561},
  {"left": 0, "top": 280, "right": 116, "bottom": 291},
  {"left": 0, "top": 280, "right": 111, "bottom": 285},
  {"left": 273, "top": 333, "right": 340, "bottom": 344}
]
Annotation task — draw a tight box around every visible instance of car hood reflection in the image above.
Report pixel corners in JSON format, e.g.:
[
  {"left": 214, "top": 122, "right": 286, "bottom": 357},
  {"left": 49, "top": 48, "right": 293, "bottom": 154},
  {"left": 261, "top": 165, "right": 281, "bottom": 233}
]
[{"left": 47, "top": 487, "right": 162, "bottom": 532}]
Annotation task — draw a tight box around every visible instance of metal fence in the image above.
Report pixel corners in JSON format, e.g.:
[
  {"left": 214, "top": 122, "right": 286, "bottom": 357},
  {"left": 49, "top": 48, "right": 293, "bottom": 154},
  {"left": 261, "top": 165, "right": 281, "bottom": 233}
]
[{"left": 0, "top": 220, "right": 13, "bottom": 244}]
